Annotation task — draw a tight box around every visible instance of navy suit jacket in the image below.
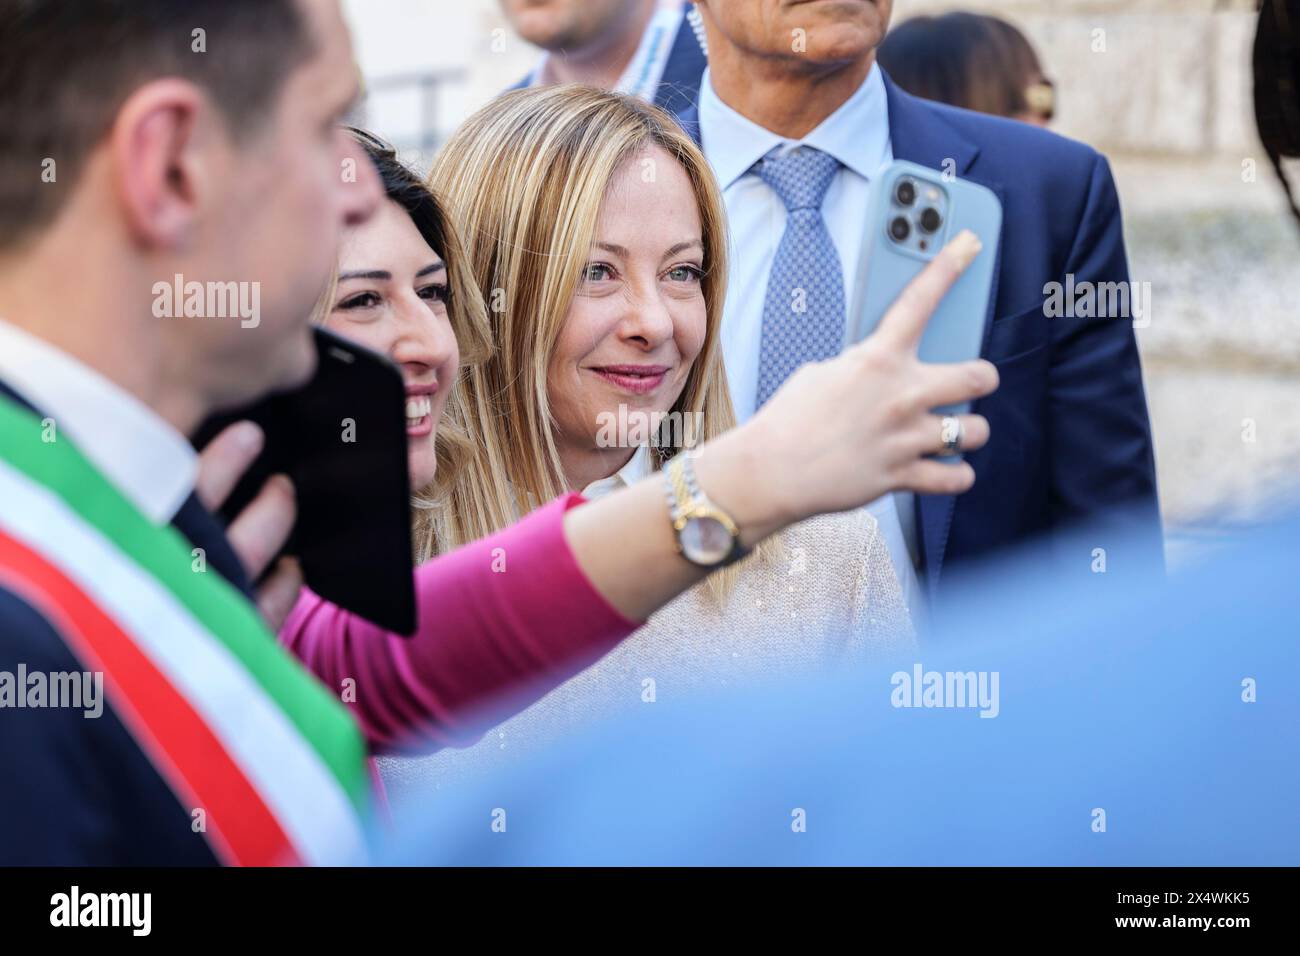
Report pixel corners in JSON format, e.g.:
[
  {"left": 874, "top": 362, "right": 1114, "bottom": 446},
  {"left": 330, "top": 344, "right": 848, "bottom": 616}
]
[
  {"left": 0, "top": 378, "right": 248, "bottom": 864},
  {"left": 675, "top": 70, "right": 1163, "bottom": 601}
]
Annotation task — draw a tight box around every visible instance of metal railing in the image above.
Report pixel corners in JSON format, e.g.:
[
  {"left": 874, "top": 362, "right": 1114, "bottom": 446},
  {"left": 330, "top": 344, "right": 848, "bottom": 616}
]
[{"left": 359, "top": 68, "right": 469, "bottom": 163}]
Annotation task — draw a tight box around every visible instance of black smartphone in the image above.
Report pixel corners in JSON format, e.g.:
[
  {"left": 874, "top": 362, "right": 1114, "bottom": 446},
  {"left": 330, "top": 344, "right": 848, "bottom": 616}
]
[{"left": 193, "top": 327, "right": 417, "bottom": 635}]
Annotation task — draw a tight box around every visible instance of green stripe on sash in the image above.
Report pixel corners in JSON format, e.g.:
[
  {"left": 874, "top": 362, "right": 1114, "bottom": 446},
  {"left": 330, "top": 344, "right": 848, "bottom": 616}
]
[{"left": 0, "top": 396, "right": 369, "bottom": 812}]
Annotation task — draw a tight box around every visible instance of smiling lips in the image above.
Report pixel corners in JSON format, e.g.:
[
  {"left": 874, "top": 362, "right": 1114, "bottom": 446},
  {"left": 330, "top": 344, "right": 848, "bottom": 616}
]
[
  {"left": 405, "top": 383, "right": 437, "bottom": 437},
  {"left": 590, "top": 364, "right": 670, "bottom": 394}
]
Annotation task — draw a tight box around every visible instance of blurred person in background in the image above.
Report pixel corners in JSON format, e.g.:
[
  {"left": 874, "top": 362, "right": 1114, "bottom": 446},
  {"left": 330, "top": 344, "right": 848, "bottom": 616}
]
[
  {"left": 1254, "top": 0, "right": 1300, "bottom": 228},
  {"left": 379, "top": 86, "right": 915, "bottom": 796},
  {"left": 876, "top": 12, "right": 1056, "bottom": 126},
  {"left": 501, "top": 0, "right": 706, "bottom": 113}
]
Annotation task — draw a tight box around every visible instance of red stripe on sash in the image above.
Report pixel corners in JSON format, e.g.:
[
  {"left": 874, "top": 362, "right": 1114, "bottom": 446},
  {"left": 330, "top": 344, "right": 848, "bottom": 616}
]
[{"left": 0, "top": 528, "right": 302, "bottom": 866}]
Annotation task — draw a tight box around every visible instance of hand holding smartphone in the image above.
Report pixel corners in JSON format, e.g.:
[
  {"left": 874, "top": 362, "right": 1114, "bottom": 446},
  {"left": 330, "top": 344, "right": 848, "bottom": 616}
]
[
  {"left": 193, "top": 328, "right": 418, "bottom": 635},
  {"left": 848, "top": 160, "right": 1002, "bottom": 457}
]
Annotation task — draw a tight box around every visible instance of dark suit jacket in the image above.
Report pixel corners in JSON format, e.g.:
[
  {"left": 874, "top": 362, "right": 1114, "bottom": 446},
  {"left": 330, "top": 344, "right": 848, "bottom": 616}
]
[
  {"left": 0, "top": 378, "right": 249, "bottom": 864},
  {"left": 675, "top": 69, "right": 1163, "bottom": 601}
]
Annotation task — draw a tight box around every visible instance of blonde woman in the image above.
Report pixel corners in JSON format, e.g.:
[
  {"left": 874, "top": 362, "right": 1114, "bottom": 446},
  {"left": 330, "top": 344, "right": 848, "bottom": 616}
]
[{"left": 378, "top": 86, "right": 917, "bottom": 795}]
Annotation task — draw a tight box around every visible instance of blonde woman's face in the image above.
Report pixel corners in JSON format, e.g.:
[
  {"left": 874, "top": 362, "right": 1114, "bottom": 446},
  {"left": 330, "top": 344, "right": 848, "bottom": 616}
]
[
  {"left": 326, "top": 199, "right": 460, "bottom": 492},
  {"left": 548, "top": 146, "right": 708, "bottom": 461}
]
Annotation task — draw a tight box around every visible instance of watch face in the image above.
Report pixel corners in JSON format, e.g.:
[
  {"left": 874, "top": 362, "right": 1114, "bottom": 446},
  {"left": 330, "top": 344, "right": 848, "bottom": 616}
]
[{"left": 680, "top": 514, "right": 734, "bottom": 565}]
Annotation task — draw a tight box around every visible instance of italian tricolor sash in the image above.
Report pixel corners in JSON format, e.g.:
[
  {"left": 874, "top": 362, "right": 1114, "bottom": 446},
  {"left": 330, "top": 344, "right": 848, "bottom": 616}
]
[{"left": 0, "top": 396, "right": 370, "bottom": 865}]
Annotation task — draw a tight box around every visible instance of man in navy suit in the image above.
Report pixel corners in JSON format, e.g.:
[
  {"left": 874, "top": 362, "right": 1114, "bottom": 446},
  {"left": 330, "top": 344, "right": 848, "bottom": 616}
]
[
  {"left": 671, "top": 1, "right": 1162, "bottom": 611},
  {"left": 501, "top": 0, "right": 707, "bottom": 113}
]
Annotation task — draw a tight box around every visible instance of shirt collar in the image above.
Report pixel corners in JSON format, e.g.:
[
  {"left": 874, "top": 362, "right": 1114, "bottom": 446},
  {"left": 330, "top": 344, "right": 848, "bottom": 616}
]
[
  {"left": 581, "top": 443, "right": 653, "bottom": 501},
  {"left": 698, "top": 60, "right": 891, "bottom": 189},
  {"left": 0, "top": 319, "right": 198, "bottom": 523}
]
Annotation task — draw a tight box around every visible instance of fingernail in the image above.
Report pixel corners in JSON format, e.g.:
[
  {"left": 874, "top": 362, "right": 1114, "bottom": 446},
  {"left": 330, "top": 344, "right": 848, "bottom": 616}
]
[
  {"left": 233, "top": 421, "right": 263, "bottom": 452},
  {"left": 950, "top": 230, "right": 982, "bottom": 270}
]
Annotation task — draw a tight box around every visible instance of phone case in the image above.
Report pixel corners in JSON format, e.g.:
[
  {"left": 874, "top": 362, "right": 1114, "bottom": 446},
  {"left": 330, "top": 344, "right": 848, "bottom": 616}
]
[
  {"left": 846, "top": 160, "right": 1002, "bottom": 437},
  {"left": 193, "top": 328, "right": 417, "bottom": 635}
]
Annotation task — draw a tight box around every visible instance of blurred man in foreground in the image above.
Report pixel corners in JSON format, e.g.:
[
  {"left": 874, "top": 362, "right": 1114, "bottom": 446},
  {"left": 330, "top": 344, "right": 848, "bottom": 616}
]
[
  {"left": 0, "top": 0, "right": 382, "bottom": 864},
  {"left": 380, "top": 511, "right": 1297, "bottom": 865}
]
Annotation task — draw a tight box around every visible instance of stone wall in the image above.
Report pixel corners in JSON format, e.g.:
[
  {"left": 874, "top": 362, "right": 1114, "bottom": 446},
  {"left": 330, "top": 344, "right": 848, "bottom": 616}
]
[{"left": 892, "top": 0, "right": 1262, "bottom": 160}]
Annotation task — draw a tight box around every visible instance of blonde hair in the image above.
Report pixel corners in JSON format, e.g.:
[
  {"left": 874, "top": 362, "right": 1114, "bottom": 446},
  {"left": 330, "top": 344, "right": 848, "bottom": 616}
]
[
  {"left": 428, "top": 85, "right": 770, "bottom": 592},
  {"left": 317, "top": 129, "right": 493, "bottom": 562}
]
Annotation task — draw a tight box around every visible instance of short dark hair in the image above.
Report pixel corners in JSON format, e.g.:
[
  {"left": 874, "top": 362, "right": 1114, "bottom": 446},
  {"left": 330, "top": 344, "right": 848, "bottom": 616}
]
[
  {"left": 0, "top": 0, "right": 316, "bottom": 249},
  {"left": 877, "top": 13, "right": 1046, "bottom": 119}
]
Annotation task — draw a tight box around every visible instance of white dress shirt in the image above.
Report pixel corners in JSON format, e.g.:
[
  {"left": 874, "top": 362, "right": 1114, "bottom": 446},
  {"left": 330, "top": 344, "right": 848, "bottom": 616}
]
[
  {"left": 0, "top": 319, "right": 197, "bottom": 523},
  {"left": 696, "top": 64, "right": 925, "bottom": 619}
]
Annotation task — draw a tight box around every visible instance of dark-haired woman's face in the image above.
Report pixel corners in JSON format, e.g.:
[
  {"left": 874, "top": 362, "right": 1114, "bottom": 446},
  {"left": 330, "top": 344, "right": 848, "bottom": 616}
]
[{"left": 327, "top": 199, "right": 459, "bottom": 491}]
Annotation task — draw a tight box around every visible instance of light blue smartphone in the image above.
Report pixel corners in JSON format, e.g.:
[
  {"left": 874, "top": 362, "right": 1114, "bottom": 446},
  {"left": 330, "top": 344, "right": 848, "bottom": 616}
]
[{"left": 846, "top": 160, "right": 1002, "bottom": 452}]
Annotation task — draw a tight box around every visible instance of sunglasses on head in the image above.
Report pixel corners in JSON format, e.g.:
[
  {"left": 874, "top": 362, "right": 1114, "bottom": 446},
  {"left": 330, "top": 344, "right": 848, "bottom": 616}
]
[{"left": 1024, "top": 78, "right": 1056, "bottom": 123}]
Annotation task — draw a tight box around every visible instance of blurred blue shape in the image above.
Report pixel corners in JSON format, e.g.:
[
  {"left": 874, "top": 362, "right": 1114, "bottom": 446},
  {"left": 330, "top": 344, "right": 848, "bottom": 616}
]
[{"left": 372, "top": 509, "right": 1299, "bottom": 865}]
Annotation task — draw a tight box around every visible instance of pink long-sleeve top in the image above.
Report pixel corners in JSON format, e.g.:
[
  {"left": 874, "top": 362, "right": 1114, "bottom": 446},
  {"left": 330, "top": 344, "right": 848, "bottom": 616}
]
[{"left": 279, "top": 493, "right": 640, "bottom": 755}]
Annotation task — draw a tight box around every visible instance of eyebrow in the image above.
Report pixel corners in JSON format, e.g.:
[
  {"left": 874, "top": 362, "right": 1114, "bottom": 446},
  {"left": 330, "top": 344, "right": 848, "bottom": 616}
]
[
  {"left": 663, "top": 240, "right": 704, "bottom": 259},
  {"left": 593, "top": 240, "right": 703, "bottom": 259},
  {"left": 337, "top": 262, "right": 444, "bottom": 283}
]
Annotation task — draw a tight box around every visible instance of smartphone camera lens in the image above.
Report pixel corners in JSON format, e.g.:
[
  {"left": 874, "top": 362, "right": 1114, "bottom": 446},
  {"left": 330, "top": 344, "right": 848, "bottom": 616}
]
[
  {"left": 919, "top": 207, "right": 943, "bottom": 233},
  {"left": 894, "top": 179, "right": 916, "bottom": 207},
  {"left": 889, "top": 216, "right": 911, "bottom": 242}
]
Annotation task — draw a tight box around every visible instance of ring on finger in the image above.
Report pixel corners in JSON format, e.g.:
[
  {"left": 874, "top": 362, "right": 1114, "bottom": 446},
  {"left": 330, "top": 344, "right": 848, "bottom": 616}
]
[{"left": 939, "top": 416, "right": 962, "bottom": 455}]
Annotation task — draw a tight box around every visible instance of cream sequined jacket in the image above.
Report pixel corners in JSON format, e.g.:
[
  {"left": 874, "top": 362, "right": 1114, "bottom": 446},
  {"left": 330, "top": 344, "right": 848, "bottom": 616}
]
[{"left": 379, "top": 504, "right": 916, "bottom": 800}]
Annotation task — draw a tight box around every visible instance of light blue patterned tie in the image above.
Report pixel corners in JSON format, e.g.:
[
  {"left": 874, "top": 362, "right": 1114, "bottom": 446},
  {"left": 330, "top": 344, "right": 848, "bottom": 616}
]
[{"left": 754, "top": 146, "right": 845, "bottom": 409}]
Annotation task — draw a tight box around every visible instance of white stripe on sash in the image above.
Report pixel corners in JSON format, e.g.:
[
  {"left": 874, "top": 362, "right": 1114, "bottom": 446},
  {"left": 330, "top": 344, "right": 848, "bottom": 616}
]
[{"left": 0, "top": 459, "right": 367, "bottom": 865}]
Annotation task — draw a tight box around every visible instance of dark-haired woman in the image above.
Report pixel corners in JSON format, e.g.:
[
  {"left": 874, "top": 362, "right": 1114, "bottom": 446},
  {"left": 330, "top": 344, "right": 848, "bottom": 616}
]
[{"left": 877, "top": 12, "right": 1056, "bottom": 126}]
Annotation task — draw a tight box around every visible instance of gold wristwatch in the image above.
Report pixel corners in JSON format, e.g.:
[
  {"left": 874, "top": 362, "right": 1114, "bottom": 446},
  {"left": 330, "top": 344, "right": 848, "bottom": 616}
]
[{"left": 664, "top": 454, "right": 747, "bottom": 567}]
